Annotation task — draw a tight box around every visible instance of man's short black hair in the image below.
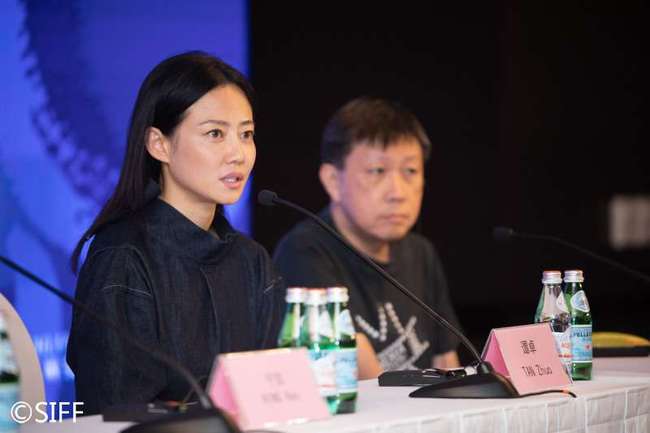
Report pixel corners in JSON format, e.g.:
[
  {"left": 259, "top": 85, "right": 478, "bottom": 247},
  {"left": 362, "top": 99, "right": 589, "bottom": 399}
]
[{"left": 321, "top": 97, "right": 431, "bottom": 168}]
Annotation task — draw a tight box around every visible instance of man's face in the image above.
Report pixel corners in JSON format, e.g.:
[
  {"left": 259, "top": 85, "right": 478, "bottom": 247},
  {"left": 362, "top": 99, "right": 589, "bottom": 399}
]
[{"left": 332, "top": 138, "right": 425, "bottom": 244}]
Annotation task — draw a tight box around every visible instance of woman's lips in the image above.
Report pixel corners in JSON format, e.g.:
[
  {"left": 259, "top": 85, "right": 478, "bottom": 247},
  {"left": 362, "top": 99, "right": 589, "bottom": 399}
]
[{"left": 220, "top": 172, "right": 245, "bottom": 189}]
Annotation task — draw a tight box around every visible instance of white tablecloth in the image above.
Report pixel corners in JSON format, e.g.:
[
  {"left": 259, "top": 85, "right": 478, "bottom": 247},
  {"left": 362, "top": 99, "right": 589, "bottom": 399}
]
[{"left": 20, "top": 357, "right": 650, "bottom": 433}]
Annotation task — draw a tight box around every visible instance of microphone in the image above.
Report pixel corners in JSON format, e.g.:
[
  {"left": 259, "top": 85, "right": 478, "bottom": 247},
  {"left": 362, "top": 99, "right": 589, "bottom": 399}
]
[
  {"left": 492, "top": 226, "right": 650, "bottom": 285},
  {"left": 0, "top": 255, "right": 238, "bottom": 433},
  {"left": 257, "top": 189, "right": 278, "bottom": 206},
  {"left": 259, "top": 190, "right": 519, "bottom": 399}
]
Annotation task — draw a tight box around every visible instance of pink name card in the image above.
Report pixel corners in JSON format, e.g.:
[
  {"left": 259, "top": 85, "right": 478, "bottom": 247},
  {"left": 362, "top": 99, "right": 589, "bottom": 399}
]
[
  {"left": 208, "top": 348, "right": 330, "bottom": 430},
  {"left": 482, "top": 323, "right": 571, "bottom": 395}
]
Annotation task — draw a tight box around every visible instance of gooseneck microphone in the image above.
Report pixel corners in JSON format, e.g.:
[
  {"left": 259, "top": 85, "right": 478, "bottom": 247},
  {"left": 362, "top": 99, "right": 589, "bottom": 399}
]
[
  {"left": 259, "top": 190, "right": 518, "bottom": 399},
  {"left": 0, "top": 255, "right": 237, "bottom": 433},
  {"left": 493, "top": 226, "right": 650, "bottom": 285}
]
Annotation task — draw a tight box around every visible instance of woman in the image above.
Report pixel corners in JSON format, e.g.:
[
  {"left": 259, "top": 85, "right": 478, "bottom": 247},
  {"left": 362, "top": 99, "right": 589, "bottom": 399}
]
[{"left": 66, "top": 52, "right": 283, "bottom": 415}]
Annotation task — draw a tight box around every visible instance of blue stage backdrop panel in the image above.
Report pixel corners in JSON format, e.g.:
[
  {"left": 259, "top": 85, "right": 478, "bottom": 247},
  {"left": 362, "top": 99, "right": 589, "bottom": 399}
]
[{"left": 0, "top": 0, "right": 250, "bottom": 407}]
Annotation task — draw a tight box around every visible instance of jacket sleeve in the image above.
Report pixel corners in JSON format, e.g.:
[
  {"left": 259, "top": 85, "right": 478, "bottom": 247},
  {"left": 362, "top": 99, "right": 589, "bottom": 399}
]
[{"left": 66, "top": 246, "right": 166, "bottom": 415}]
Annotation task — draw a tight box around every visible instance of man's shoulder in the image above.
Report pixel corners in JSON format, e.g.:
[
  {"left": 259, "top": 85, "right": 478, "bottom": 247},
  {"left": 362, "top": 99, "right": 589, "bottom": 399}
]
[
  {"left": 274, "top": 217, "right": 331, "bottom": 256},
  {"left": 272, "top": 212, "right": 351, "bottom": 288}
]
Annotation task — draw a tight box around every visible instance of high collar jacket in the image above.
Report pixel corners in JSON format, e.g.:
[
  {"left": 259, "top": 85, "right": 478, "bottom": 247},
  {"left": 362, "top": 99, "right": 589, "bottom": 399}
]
[{"left": 67, "top": 198, "right": 284, "bottom": 415}]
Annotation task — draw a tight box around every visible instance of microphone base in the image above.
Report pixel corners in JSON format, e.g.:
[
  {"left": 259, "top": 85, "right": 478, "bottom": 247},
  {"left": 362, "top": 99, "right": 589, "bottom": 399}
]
[
  {"left": 409, "top": 371, "right": 519, "bottom": 399},
  {"left": 378, "top": 368, "right": 466, "bottom": 387},
  {"left": 120, "top": 407, "right": 239, "bottom": 433}
]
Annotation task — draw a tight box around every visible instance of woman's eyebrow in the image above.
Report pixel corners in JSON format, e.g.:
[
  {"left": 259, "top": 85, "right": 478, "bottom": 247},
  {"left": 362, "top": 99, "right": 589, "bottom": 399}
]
[
  {"left": 197, "top": 119, "right": 254, "bottom": 127},
  {"left": 198, "top": 119, "right": 229, "bottom": 126}
]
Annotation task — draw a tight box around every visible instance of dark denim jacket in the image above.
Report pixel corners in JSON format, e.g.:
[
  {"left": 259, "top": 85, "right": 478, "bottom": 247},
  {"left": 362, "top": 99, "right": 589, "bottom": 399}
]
[{"left": 66, "top": 198, "right": 284, "bottom": 415}]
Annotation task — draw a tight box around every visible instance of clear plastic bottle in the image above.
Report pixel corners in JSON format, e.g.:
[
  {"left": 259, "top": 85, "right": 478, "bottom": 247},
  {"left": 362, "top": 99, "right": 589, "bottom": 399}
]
[{"left": 534, "top": 270, "right": 572, "bottom": 378}]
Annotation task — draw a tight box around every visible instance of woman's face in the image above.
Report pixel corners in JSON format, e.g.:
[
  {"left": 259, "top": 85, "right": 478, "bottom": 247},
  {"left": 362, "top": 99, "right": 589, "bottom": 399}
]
[{"left": 158, "top": 84, "right": 256, "bottom": 208}]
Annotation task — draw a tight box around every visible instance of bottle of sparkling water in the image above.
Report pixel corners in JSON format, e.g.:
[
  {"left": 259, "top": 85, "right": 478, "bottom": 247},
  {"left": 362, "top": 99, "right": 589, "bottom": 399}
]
[
  {"left": 278, "top": 288, "right": 307, "bottom": 348},
  {"left": 300, "top": 289, "right": 337, "bottom": 414},
  {"left": 534, "top": 270, "right": 572, "bottom": 378},
  {"left": 0, "top": 312, "right": 20, "bottom": 433},
  {"left": 327, "top": 287, "right": 357, "bottom": 414},
  {"left": 564, "top": 269, "right": 592, "bottom": 380}
]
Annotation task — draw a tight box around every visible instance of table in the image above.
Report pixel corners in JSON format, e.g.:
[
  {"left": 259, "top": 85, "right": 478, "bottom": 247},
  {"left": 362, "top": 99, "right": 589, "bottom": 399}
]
[{"left": 21, "top": 358, "right": 650, "bottom": 433}]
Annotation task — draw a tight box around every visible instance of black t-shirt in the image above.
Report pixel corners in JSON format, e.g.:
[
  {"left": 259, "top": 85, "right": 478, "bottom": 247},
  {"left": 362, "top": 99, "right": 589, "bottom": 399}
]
[{"left": 273, "top": 208, "right": 461, "bottom": 370}]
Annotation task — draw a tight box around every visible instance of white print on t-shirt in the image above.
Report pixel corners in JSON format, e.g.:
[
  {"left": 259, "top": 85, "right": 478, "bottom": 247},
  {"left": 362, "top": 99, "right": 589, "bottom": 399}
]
[{"left": 355, "top": 302, "right": 430, "bottom": 371}]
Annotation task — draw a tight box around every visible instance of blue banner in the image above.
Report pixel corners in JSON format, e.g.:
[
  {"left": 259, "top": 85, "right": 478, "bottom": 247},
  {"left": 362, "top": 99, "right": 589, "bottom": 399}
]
[{"left": 0, "top": 0, "right": 249, "bottom": 406}]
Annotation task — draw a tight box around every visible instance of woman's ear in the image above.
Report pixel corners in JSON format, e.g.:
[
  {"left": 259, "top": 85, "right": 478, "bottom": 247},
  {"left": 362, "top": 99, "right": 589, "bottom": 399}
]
[
  {"left": 145, "top": 127, "right": 171, "bottom": 163},
  {"left": 319, "top": 163, "right": 342, "bottom": 203}
]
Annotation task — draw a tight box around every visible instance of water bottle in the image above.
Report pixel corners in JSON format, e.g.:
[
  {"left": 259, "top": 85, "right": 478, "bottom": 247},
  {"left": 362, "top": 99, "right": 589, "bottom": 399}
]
[
  {"left": 278, "top": 287, "right": 307, "bottom": 348},
  {"left": 564, "top": 269, "right": 592, "bottom": 380},
  {"left": 300, "top": 289, "right": 337, "bottom": 414},
  {"left": 327, "top": 287, "right": 357, "bottom": 414},
  {"left": 534, "top": 270, "right": 572, "bottom": 378},
  {"left": 0, "top": 312, "right": 19, "bottom": 433}
]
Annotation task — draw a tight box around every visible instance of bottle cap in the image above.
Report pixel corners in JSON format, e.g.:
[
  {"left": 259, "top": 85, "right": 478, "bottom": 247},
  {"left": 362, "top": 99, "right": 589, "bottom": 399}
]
[
  {"left": 285, "top": 287, "right": 307, "bottom": 303},
  {"left": 563, "top": 269, "right": 584, "bottom": 283},
  {"left": 305, "top": 288, "right": 327, "bottom": 305},
  {"left": 326, "top": 286, "right": 349, "bottom": 303},
  {"left": 541, "top": 270, "right": 562, "bottom": 285}
]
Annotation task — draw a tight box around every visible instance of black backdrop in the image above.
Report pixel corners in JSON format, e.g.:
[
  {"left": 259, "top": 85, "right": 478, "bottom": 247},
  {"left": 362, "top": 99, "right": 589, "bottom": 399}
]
[{"left": 249, "top": 2, "right": 650, "bottom": 360}]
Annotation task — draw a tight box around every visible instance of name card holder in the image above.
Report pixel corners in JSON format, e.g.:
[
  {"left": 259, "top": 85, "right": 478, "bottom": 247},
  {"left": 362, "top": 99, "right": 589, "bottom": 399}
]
[
  {"left": 482, "top": 323, "right": 571, "bottom": 395},
  {"left": 208, "top": 348, "right": 330, "bottom": 430}
]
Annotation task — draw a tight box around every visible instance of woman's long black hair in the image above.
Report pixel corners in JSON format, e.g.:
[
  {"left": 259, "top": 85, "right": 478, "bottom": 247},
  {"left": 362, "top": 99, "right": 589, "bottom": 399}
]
[{"left": 70, "top": 51, "right": 254, "bottom": 272}]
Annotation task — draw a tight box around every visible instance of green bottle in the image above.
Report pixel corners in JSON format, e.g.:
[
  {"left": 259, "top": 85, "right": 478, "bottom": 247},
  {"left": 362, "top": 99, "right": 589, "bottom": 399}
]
[
  {"left": 564, "top": 269, "right": 592, "bottom": 380},
  {"left": 327, "top": 287, "right": 358, "bottom": 414},
  {"left": 277, "top": 288, "right": 307, "bottom": 348},
  {"left": 0, "top": 312, "right": 20, "bottom": 433},
  {"left": 300, "top": 289, "right": 338, "bottom": 414}
]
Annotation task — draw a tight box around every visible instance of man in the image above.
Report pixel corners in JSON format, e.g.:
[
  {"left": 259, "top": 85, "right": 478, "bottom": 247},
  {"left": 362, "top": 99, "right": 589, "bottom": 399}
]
[{"left": 273, "top": 97, "right": 461, "bottom": 378}]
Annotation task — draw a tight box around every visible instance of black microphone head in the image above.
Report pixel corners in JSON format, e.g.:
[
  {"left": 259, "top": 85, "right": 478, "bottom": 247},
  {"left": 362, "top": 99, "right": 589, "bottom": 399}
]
[
  {"left": 493, "top": 226, "right": 515, "bottom": 242},
  {"left": 258, "top": 189, "right": 278, "bottom": 206}
]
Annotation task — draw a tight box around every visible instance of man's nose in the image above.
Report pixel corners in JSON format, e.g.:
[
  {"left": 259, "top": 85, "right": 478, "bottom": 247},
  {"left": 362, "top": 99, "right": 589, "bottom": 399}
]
[{"left": 385, "top": 171, "right": 408, "bottom": 201}]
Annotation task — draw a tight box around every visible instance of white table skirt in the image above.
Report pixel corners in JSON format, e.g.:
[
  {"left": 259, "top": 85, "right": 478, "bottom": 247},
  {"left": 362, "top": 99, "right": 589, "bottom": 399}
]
[
  {"left": 283, "top": 367, "right": 650, "bottom": 433},
  {"left": 20, "top": 357, "right": 650, "bottom": 433}
]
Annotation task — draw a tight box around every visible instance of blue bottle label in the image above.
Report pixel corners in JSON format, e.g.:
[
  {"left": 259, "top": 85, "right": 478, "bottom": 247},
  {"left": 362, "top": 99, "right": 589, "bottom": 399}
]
[
  {"left": 336, "top": 348, "right": 358, "bottom": 394},
  {"left": 309, "top": 349, "right": 336, "bottom": 397},
  {"left": 570, "top": 290, "right": 590, "bottom": 313},
  {"left": 570, "top": 324, "right": 592, "bottom": 362}
]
